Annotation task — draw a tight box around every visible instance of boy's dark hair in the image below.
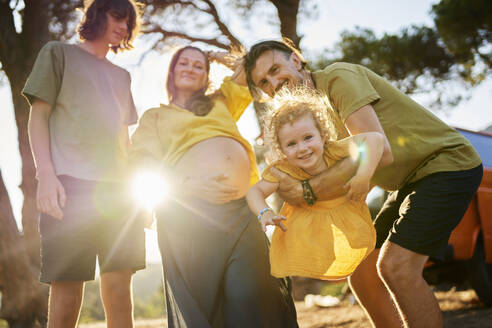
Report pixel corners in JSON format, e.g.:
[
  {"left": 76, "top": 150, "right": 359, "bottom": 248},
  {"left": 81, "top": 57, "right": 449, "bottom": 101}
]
[
  {"left": 166, "top": 46, "right": 214, "bottom": 116},
  {"left": 244, "top": 39, "right": 307, "bottom": 98},
  {"left": 77, "top": 0, "right": 142, "bottom": 53}
]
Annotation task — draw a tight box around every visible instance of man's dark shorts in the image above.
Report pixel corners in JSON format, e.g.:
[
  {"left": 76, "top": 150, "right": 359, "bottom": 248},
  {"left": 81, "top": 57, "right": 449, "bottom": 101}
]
[
  {"left": 39, "top": 175, "right": 146, "bottom": 283},
  {"left": 374, "top": 164, "right": 483, "bottom": 259}
]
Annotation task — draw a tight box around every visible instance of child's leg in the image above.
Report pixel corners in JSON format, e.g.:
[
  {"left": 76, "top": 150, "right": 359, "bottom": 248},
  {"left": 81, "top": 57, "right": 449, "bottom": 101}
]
[
  {"left": 47, "top": 281, "right": 84, "bottom": 328},
  {"left": 100, "top": 269, "right": 134, "bottom": 328}
]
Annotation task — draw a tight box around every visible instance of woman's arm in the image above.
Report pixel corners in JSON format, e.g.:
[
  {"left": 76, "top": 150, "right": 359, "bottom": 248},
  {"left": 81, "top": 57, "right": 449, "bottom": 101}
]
[
  {"left": 208, "top": 51, "right": 252, "bottom": 121},
  {"left": 180, "top": 173, "right": 241, "bottom": 204},
  {"left": 130, "top": 110, "right": 164, "bottom": 171},
  {"left": 246, "top": 179, "right": 286, "bottom": 231},
  {"left": 208, "top": 51, "right": 246, "bottom": 86},
  {"left": 131, "top": 110, "right": 244, "bottom": 204}
]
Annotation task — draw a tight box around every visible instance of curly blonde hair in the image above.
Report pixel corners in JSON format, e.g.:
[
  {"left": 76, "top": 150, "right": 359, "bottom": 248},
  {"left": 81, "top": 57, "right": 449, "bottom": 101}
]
[{"left": 263, "top": 86, "right": 344, "bottom": 163}]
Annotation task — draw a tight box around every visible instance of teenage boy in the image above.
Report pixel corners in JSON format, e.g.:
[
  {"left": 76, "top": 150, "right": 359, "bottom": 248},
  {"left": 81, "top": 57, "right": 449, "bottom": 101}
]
[
  {"left": 23, "top": 1, "right": 144, "bottom": 327},
  {"left": 244, "top": 40, "right": 483, "bottom": 328}
]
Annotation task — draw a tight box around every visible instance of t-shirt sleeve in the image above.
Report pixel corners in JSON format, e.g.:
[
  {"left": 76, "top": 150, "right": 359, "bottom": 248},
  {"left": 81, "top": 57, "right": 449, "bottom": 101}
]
[
  {"left": 321, "top": 64, "right": 380, "bottom": 123},
  {"left": 125, "top": 71, "right": 138, "bottom": 125},
  {"left": 324, "top": 138, "right": 352, "bottom": 165},
  {"left": 261, "top": 161, "right": 310, "bottom": 181},
  {"left": 261, "top": 165, "right": 280, "bottom": 183},
  {"left": 219, "top": 76, "right": 252, "bottom": 121},
  {"left": 22, "top": 41, "right": 64, "bottom": 107}
]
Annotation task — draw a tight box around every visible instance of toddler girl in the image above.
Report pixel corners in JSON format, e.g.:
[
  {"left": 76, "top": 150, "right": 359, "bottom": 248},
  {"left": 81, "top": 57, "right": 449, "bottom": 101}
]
[{"left": 247, "top": 87, "right": 382, "bottom": 280}]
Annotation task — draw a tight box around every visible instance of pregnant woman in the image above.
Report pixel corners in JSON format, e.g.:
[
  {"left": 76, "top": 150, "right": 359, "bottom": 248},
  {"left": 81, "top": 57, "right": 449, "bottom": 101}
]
[{"left": 130, "top": 46, "right": 298, "bottom": 327}]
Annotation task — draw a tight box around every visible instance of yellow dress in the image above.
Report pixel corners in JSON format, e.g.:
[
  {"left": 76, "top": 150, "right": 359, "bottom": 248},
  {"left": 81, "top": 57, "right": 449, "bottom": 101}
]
[{"left": 263, "top": 140, "right": 376, "bottom": 280}]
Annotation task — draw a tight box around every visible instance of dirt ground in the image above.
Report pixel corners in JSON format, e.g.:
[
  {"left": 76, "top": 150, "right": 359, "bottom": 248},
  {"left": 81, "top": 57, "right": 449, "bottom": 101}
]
[
  {"left": 295, "top": 288, "right": 492, "bottom": 328},
  {"left": 79, "top": 287, "right": 492, "bottom": 328}
]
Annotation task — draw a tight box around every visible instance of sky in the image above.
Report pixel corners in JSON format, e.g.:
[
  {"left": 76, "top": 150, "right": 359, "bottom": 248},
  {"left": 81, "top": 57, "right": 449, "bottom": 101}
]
[{"left": 0, "top": 0, "right": 491, "bottom": 263}]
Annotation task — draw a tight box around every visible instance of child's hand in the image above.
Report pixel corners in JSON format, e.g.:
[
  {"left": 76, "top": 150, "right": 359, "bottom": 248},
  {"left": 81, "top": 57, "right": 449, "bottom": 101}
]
[
  {"left": 344, "top": 174, "right": 370, "bottom": 202},
  {"left": 260, "top": 210, "right": 287, "bottom": 232}
]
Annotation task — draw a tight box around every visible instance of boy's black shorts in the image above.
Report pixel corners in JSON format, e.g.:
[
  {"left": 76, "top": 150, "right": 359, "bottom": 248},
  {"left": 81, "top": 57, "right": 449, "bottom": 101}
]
[
  {"left": 374, "top": 164, "right": 483, "bottom": 259},
  {"left": 39, "top": 175, "right": 146, "bottom": 283}
]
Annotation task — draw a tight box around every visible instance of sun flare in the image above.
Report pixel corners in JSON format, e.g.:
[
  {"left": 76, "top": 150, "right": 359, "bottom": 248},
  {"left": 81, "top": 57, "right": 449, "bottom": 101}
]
[{"left": 132, "top": 171, "right": 168, "bottom": 210}]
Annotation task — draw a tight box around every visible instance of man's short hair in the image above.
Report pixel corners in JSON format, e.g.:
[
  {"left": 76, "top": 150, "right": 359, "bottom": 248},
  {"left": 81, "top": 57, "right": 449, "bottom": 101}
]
[
  {"left": 244, "top": 39, "right": 307, "bottom": 98},
  {"left": 77, "top": 0, "right": 142, "bottom": 53}
]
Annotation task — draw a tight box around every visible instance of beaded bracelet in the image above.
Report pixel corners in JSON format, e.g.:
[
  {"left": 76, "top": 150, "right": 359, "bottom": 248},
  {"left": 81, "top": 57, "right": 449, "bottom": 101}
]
[{"left": 257, "top": 207, "right": 272, "bottom": 221}]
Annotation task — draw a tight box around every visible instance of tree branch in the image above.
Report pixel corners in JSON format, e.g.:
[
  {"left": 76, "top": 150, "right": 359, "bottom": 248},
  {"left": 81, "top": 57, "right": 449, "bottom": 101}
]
[
  {"left": 202, "top": 0, "right": 242, "bottom": 48},
  {"left": 144, "top": 25, "right": 229, "bottom": 49},
  {"left": 269, "top": 0, "right": 301, "bottom": 46}
]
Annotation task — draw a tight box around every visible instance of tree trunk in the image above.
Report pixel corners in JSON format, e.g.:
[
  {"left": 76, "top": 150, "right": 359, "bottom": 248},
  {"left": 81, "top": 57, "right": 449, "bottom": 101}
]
[
  {"left": 0, "top": 57, "right": 48, "bottom": 328},
  {"left": 270, "top": 0, "right": 301, "bottom": 47},
  {"left": 0, "top": 172, "right": 48, "bottom": 327},
  {"left": 10, "top": 78, "right": 40, "bottom": 269},
  {"left": 0, "top": 2, "right": 51, "bottom": 325}
]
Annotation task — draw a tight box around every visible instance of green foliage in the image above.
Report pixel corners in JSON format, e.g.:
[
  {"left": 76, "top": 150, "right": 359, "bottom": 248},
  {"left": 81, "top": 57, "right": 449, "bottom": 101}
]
[
  {"left": 311, "top": 26, "right": 455, "bottom": 95},
  {"left": 133, "top": 263, "right": 165, "bottom": 301},
  {"left": 433, "top": 0, "right": 491, "bottom": 66},
  {"left": 309, "top": 0, "right": 491, "bottom": 109},
  {"left": 78, "top": 264, "right": 166, "bottom": 323},
  {"left": 79, "top": 281, "right": 105, "bottom": 323},
  {"left": 134, "top": 287, "right": 166, "bottom": 318},
  {"left": 320, "top": 281, "right": 348, "bottom": 297},
  {"left": 432, "top": 0, "right": 492, "bottom": 83}
]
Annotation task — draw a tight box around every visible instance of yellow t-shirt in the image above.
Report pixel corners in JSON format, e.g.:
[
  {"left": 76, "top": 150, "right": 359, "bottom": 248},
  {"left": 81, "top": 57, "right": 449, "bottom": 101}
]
[
  {"left": 130, "top": 77, "right": 259, "bottom": 185},
  {"left": 262, "top": 142, "right": 376, "bottom": 280},
  {"left": 313, "top": 63, "right": 482, "bottom": 190}
]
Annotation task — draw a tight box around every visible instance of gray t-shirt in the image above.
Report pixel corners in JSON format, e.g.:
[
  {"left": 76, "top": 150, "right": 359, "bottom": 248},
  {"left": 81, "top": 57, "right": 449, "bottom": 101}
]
[{"left": 23, "top": 41, "right": 138, "bottom": 182}]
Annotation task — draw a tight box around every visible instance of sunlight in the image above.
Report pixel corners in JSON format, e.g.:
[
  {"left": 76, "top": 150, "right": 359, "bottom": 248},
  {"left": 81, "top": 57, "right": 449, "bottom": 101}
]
[
  {"left": 347, "top": 141, "right": 363, "bottom": 161},
  {"left": 132, "top": 171, "right": 168, "bottom": 210}
]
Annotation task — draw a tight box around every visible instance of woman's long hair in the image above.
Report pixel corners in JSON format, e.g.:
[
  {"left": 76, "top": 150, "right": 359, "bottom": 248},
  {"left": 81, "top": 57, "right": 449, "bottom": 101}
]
[{"left": 166, "top": 46, "right": 214, "bottom": 116}]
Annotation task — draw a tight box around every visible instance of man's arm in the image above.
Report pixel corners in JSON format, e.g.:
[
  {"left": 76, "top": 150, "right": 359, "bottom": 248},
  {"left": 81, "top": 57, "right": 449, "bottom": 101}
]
[
  {"left": 275, "top": 104, "right": 392, "bottom": 206},
  {"left": 310, "top": 155, "right": 359, "bottom": 199},
  {"left": 273, "top": 156, "right": 358, "bottom": 206},
  {"left": 311, "top": 104, "right": 393, "bottom": 202},
  {"left": 345, "top": 104, "right": 393, "bottom": 169},
  {"left": 28, "top": 99, "right": 66, "bottom": 219}
]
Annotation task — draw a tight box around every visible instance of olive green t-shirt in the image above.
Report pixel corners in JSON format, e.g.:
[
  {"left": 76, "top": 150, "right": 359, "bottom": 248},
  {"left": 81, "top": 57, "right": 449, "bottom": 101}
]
[
  {"left": 22, "top": 41, "right": 137, "bottom": 182},
  {"left": 313, "top": 62, "right": 481, "bottom": 191}
]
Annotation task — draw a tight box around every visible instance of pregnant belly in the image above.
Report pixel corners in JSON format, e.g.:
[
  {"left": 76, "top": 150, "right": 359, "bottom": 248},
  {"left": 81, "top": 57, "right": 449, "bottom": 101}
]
[{"left": 174, "top": 137, "right": 251, "bottom": 198}]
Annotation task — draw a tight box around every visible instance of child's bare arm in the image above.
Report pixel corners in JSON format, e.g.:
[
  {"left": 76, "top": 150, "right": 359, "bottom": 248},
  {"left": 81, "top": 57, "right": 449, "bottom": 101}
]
[
  {"left": 343, "top": 132, "right": 385, "bottom": 201},
  {"left": 247, "top": 179, "right": 287, "bottom": 231}
]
